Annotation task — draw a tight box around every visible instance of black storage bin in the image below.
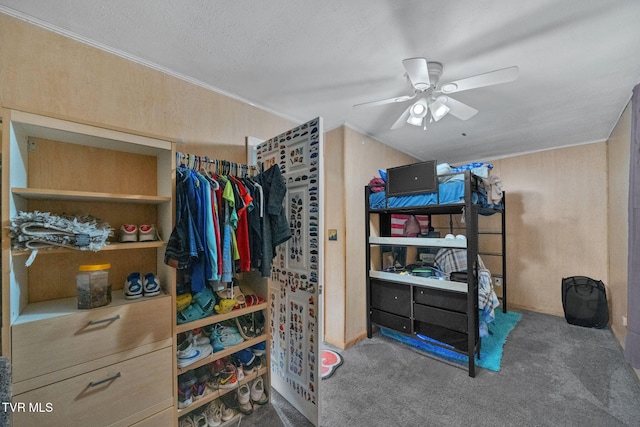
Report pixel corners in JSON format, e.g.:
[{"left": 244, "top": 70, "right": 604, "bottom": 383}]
[{"left": 561, "top": 276, "right": 609, "bottom": 328}]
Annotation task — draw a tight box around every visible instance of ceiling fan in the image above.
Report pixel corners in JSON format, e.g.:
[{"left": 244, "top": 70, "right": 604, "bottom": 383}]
[{"left": 354, "top": 58, "right": 518, "bottom": 130}]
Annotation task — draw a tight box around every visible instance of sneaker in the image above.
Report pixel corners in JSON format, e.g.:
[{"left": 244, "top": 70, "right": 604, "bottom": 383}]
[
  {"left": 124, "top": 272, "right": 143, "bottom": 299},
  {"left": 179, "top": 415, "right": 196, "bottom": 427},
  {"left": 177, "top": 339, "right": 213, "bottom": 369},
  {"left": 138, "top": 224, "right": 159, "bottom": 241},
  {"left": 177, "top": 371, "right": 197, "bottom": 409},
  {"left": 219, "top": 403, "right": 236, "bottom": 422},
  {"left": 235, "top": 313, "right": 256, "bottom": 340},
  {"left": 194, "top": 366, "right": 210, "bottom": 401},
  {"left": 218, "top": 364, "right": 238, "bottom": 389},
  {"left": 233, "top": 349, "right": 256, "bottom": 373},
  {"left": 119, "top": 224, "right": 137, "bottom": 242},
  {"left": 211, "top": 332, "right": 244, "bottom": 353},
  {"left": 254, "top": 311, "right": 266, "bottom": 336},
  {"left": 204, "top": 401, "right": 222, "bottom": 427},
  {"left": 143, "top": 272, "right": 161, "bottom": 297},
  {"left": 251, "top": 377, "right": 268, "bottom": 405},
  {"left": 236, "top": 383, "right": 254, "bottom": 415},
  {"left": 236, "top": 364, "right": 245, "bottom": 381},
  {"left": 250, "top": 341, "right": 266, "bottom": 356}
]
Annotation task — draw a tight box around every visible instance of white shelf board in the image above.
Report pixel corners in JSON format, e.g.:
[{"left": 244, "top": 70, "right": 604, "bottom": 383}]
[
  {"left": 369, "top": 270, "right": 467, "bottom": 293},
  {"left": 369, "top": 236, "right": 467, "bottom": 248}
]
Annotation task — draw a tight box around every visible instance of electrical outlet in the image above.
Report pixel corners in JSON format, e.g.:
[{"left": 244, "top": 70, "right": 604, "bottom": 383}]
[
  {"left": 622, "top": 315, "right": 628, "bottom": 327},
  {"left": 494, "top": 277, "right": 503, "bottom": 287}
]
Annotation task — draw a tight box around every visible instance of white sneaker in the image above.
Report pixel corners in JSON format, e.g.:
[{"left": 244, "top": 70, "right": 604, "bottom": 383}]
[
  {"left": 237, "top": 383, "right": 253, "bottom": 414},
  {"left": 119, "top": 224, "right": 138, "bottom": 242},
  {"left": 124, "top": 272, "right": 143, "bottom": 299},
  {"left": 142, "top": 272, "right": 161, "bottom": 297},
  {"left": 138, "top": 224, "right": 159, "bottom": 241},
  {"left": 177, "top": 339, "right": 213, "bottom": 369},
  {"left": 251, "top": 377, "right": 268, "bottom": 405},
  {"left": 220, "top": 403, "right": 235, "bottom": 422},
  {"left": 204, "top": 401, "right": 222, "bottom": 426}
]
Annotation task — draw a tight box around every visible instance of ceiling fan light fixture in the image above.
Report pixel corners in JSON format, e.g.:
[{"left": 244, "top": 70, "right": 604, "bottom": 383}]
[
  {"left": 441, "top": 83, "right": 457, "bottom": 93},
  {"left": 430, "top": 98, "right": 450, "bottom": 122},
  {"left": 406, "top": 115, "right": 424, "bottom": 126}
]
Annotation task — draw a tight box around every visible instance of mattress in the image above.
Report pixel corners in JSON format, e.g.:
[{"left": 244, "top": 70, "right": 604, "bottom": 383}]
[{"left": 369, "top": 180, "right": 503, "bottom": 210}]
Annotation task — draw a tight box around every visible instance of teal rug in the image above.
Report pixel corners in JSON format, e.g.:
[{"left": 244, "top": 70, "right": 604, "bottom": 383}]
[{"left": 380, "top": 310, "right": 522, "bottom": 371}]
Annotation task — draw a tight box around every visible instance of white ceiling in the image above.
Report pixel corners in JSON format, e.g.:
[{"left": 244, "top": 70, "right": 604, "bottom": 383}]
[{"left": 2, "top": 0, "right": 640, "bottom": 164}]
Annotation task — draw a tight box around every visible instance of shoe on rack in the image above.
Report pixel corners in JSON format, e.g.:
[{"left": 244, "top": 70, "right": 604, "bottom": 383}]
[
  {"left": 177, "top": 338, "right": 213, "bottom": 369},
  {"left": 233, "top": 349, "right": 256, "bottom": 374},
  {"left": 124, "top": 272, "right": 143, "bottom": 299},
  {"left": 218, "top": 364, "right": 238, "bottom": 389},
  {"left": 211, "top": 331, "right": 244, "bottom": 353},
  {"left": 143, "top": 272, "right": 161, "bottom": 297},
  {"left": 237, "top": 383, "right": 254, "bottom": 415},
  {"left": 179, "top": 415, "right": 196, "bottom": 427},
  {"left": 251, "top": 377, "right": 269, "bottom": 405},
  {"left": 138, "top": 224, "right": 160, "bottom": 241},
  {"left": 192, "top": 413, "right": 207, "bottom": 427},
  {"left": 250, "top": 341, "right": 266, "bottom": 357},
  {"left": 254, "top": 311, "right": 266, "bottom": 336},
  {"left": 176, "top": 293, "right": 193, "bottom": 311},
  {"left": 219, "top": 402, "right": 236, "bottom": 422},
  {"left": 177, "top": 370, "right": 197, "bottom": 409},
  {"left": 119, "top": 224, "right": 138, "bottom": 243},
  {"left": 235, "top": 313, "right": 256, "bottom": 340},
  {"left": 194, "top": 366, "right": 210, "bottom": 401},
  {"left": 204, "top": 401, "right": 222, "bottom": 427}
]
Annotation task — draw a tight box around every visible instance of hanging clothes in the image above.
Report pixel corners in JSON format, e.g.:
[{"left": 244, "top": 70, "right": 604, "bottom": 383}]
[{"left": 165, "top": 154, "right": 289, "bottom": 288}]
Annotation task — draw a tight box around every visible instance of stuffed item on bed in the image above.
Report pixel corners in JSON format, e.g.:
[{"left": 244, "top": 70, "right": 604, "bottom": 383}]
[{"left": 434, "top": 246, "right": 500, "bottom": 337}]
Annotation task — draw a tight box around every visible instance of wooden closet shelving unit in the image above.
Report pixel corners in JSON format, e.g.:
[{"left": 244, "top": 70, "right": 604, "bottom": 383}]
[{"left": 1, "top": 110, "right": 176, "bottom": 426}]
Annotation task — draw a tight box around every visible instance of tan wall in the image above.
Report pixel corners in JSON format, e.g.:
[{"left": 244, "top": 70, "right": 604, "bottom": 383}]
[
  {"left": 490, "top": 142, "right": 609, "bottom": 316},
  {"left": 342, "top": 126, "right": 417, "bottom": 346},
  {"left": 607, "top": 104, "right": 631, "bottom": 342},
  {"left": 0, "top": 13, "right": 294, "bottom": 163},
  {"left": 323, "top": 127, "right": 346, "bottom": 347}
]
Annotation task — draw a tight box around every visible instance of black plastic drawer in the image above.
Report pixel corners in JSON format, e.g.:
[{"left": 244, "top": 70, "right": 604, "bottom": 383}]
[
  {"left": 370, "top": 280, "right": 411, "bottom": 317},
  {"left": 371, "top": 309, "right": 411, "bottom": 334},
  {"left": 413, "top": 287, "right": 467, "bottom": 313},
  {"left": 414, "top": 321, "right": 469, "bottom": 352},
  {"left": 413, "top": 303, "right": 468, "bottom": 333}
]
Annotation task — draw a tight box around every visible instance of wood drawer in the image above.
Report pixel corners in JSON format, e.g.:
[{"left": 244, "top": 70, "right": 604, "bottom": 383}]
[
  {"left": 413, "top": 286, "right": 467, "bottom": 313},
  {"left": 130, "top": 407, "right": 174, "bottom": 427},
  {"left": 12, "top": 295, "right": 171, "bottom": 383},
  {"left": 413, "top": 303, "right": 468, "bottom": 333},
  {"left": 12, "top": 347, "right": 173, "bottom": 427},
  {"left": 371, "top": 308, "right": 411, "bottom": 333},
  {"left": 370, "top": 280, "right": 411, "bottom": 317}
]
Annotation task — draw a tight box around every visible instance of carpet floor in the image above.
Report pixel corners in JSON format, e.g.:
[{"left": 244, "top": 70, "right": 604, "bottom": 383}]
[{"left": 228, "top": 310, "right": 640, "bottom": 426}]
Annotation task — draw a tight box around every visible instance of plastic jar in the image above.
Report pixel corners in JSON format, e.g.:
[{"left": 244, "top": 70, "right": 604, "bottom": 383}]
[{"left": 77, "top": 263, "right": 112, "bottom": 309}]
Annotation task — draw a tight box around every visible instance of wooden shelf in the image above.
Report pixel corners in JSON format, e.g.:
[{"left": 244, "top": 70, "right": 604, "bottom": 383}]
[
  {"left": 11, "top": 240, "right": 167, "bottom": 257},
  {"left": 176, "top": 365, "right": 268, "bottom": 417},
  {"left": 12, "top": 187, "right": 171, "bottom": 204},
  {"left": 177, "top": 335, "right": 268, "bottom": 375},
  {"left": 176, "top": 303, "right": 267, "bottom": 334}
]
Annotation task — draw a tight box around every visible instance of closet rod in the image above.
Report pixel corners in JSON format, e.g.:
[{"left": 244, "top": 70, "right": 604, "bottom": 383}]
[{"left": 176, "top": 151, "right": 263, "bottom": 177}]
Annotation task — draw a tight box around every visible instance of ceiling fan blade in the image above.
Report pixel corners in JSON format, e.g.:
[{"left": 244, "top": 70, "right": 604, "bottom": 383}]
[
  {"left": 353, "top": 94, "right": 416, "bottom": 108},
  {"left": 440, "top": 96, "right": 478, "bottom": 120},
  {"left": 402, "top": 58, "right": 431, "bottom": 90},
  {"left": 390, "top": 105, "right": 412, "bottom": 130},
  {"left": 440, "top": 66, "right": 519, "bottom": 94}
]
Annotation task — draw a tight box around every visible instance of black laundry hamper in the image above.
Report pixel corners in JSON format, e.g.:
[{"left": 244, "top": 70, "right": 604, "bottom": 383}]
[{"left": 561, "top": 276, "right": 609, "bottom": 328}]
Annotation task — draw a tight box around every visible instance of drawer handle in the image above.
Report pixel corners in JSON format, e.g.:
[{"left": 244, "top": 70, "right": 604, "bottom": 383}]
[
  {"left": 87, "top": 315, "right": 121, "bottom": 326},
  {"left": 89, "top": 372, "right": 121, "bottom": 388}
]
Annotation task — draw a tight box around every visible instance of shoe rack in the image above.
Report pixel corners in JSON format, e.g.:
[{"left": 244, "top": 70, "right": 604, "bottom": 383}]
[
  {"left": 174, "top": 270, "right": 270, "bottom": 425},
  {"left": 1, "top": 110, "right": 176, "bottom": 426}
]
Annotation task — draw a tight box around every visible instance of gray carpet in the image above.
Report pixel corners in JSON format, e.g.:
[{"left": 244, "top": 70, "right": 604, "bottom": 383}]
[{"left": 320, "top": 310, "right": 640, "bottom": 427}]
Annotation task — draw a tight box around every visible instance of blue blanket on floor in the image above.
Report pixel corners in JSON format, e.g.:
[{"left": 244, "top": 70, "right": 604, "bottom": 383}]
[{"left": 381, "top": 310, "right": 522, "bottom": 372}]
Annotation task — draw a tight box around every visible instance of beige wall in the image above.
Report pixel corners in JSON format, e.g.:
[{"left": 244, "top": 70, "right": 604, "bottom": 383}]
[
  {"left": 341, "top": 126, "right": 417, "bottom": 347},
  {"left": 490, "top": 143, "right": 609, "bottom": 316},
  {"left": 607, "top": 104, "right": 631, "bottom": 342},
  {"left": 0, "top": 13, "right": 294, "bottom": 162}
]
